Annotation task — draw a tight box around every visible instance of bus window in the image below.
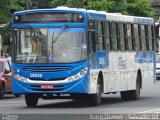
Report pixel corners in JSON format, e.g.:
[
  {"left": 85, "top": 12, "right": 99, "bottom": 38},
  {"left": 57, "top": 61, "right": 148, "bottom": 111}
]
[
  {"left": 148, "top": 26, "right": 153, "bottom": 51},
  {"left": 127, "top": 23, "right": 133, "bottom": 51},
  {"left": 131, "top": 24, "right": 135, "bottom": 50},
  {"left": 145, "top": 26, "right": 149, "bottom": 51},
  {"left": 119, "top": 23, "right": 125, "bottom": 51},
  {"left": 97, "top": 21, "right": 105, "bottom": 51},
  {"left": 105, "top": 22, "right": 110, "bottom": 51},
  {"left": 88, "top": 19, "right": 95, "bottom": 30},
  {"left": 140, "top": 25, "right": 147, "bottom": 51},
  {"left": 134, "top": 24, "right": 140, "bottom": 51},
  {"left": 88, "top": 30, "right": 96, "bottom": 52},
  {"left": 111, "top": 22, "right": 117, "bottom": 50}
]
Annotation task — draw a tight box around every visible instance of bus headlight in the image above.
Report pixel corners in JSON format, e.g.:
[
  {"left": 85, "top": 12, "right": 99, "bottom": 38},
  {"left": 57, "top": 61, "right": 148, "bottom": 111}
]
[
  {"left": 67, "top": 67, "right": 88, "bottom": 82},
  {"left": 12, "top": 72, "right": 28, "bottom": 82}
]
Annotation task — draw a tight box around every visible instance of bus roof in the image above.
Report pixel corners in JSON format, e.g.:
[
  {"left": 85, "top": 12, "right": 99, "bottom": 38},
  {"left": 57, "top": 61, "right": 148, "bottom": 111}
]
[
  {"left": 13, "top": 7, "right": 154, "bottom": 25},
  {"left": 105, "top": 13, "right": 154, "bottom": 25},
  {"left": 86, "top": 9, "right": 154, "bottom": 25}
]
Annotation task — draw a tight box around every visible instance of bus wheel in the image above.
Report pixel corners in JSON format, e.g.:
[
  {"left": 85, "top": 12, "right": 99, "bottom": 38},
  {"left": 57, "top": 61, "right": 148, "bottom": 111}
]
[
  {"left": 25, "top": 94, "right": 39, "bottom": 107},
  {"left": 120, "top": 91, "right": 129, "bottom": 101},
  {"left": 130, "top": 74, "right": 141, "bottom": 100},
  {"left": 120, "top": 74, "right": 141, "bottom": 101},
  {"left": 71, "top": 94, "right": 83, "bottom": 102},
  {"left": 89, "top": 79, "right": 102, "bottom": 106},
  {"left": 0, "top": 84, "right": 5, "bottom": 99}
]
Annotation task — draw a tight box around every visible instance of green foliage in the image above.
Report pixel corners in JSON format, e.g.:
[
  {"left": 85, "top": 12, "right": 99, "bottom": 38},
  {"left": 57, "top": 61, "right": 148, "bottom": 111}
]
[
  {"left": 51, "top": 0, "right": 154, "bottom": 17},
  {"left": 127, "top": 0, "right": 154, "bottom": 17},
  {"left": 84, "top": 0, "right": 113, "bottom": 11},
  {"left": 31, "top": 0, "right": 52, "bottom": 9},
  {"left": 52, "top": 0, "right": 85, "bottom": 8},
  {"left": 109, "top": 0, "right": 128, "bottom": 14},
  {"left": 0, "top": 0, "right": 10, "bottom": 24},
  {"left": 0, "top": 0, "right": 25, "bottom": 34},
  {"left": 52, "top": 0, "right": 113, "bottom": 11}
]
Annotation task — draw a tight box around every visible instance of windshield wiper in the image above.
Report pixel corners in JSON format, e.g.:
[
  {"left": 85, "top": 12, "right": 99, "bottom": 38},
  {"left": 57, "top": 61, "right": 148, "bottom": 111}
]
[
  {"left": 52, "top": 25, "right": 68, "bottom": 43},
  {"left": 51, "top": 25, "right": 68, "bottom": 54}
]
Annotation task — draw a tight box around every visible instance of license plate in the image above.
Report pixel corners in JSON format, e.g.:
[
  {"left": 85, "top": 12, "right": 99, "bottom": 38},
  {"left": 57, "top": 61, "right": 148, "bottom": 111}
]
[{"left": 41, "top": 84, "right": 53, "bottom": 89}]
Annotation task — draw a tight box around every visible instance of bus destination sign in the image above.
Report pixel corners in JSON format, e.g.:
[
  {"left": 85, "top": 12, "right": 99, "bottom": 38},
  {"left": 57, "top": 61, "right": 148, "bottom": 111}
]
[{"left": 14, "top": 12, "right": 84, "bottom": 23}]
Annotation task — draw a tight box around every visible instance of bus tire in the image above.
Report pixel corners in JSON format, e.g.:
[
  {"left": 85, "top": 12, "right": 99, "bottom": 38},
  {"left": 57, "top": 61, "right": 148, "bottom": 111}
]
[
  {"left": 71, "top": 94, "right": 85, "bottom": 102},
  {"left": 25, "top": 94, "right": 39, "bottom": 107},
  {"left": 0, "top": 84, "right": 5, "bottom": 99},
  {"left": 130, "top": 74, "right": 141, "bottom": 100},
  {"left": 120, "top": 74, "right": 141, "bottom": 101},
  {"left": 89, "top": 79, "right": 102, "bottom": 106},
  {"left": 120, "top": 91, "right": 130, "bottom": 101}
]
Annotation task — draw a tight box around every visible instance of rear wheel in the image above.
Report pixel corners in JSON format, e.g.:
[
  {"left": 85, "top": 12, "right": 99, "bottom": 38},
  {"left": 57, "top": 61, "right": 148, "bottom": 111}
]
[
  {"left": 25, "top": 94, "right": 39, "bottom": 107},
  {"left": 120, "top": 74, "right": 141, "bottom": 101},
  {"left": 120, "top": 91, "right": 130, "bottom": 101},
  {"left": 89, "top": 79, "right": 102, "bottom": 106},
  {"left": 130, "top": 74, "right": 141, "bottom": 100},
  {"left": 0, "top": 84, "right": 5, "bottom": 99}
]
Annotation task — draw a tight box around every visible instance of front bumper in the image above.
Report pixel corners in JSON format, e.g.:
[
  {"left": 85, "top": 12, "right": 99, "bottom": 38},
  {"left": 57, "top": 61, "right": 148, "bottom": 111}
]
[{"left": 12, "top": 76, "right": 88, "bottom": 94}]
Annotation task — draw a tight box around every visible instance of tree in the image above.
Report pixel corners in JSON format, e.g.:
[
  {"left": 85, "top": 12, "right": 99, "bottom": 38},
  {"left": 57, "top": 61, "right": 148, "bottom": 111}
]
[
  {"left": 127, "top": 0, "right": 154, "bottom": 17},
  {"left": 51, "top": 0, "right": 114, "bottom": 11},
  {"left": 0, "top": 0, "right": 10, "bottom": 24},
  {"left": 51, "top": 0, "right": 154, "bottom": 17},
  {"left": 109, "top": 0, "right": 128, "bottom": 14},
  {"left": 0, "top": 0, "right": 25, "bottom": 34}
]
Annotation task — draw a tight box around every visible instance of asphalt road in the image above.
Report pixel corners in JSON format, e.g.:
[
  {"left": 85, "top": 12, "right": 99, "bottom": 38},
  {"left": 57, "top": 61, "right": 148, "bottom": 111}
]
[{"left": 1, "top": 80, "right": 160, "bottom": 120}]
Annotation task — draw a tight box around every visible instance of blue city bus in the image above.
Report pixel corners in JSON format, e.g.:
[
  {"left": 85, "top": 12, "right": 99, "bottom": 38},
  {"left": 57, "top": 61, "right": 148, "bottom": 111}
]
[{"left": 12, "top": 7, "right": 156, "bottom": 107}]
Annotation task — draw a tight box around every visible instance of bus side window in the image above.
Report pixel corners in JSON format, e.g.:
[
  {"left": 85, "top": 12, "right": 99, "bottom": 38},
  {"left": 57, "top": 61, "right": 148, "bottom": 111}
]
[
  {"left": 88, "top": 31, "right": 96, "bottom": 52},
  {"left": 97, "top": 21, "right": 105, "bottom": 51},
  {"left": 105, "top": 21, "right": 111, "bottom": 51},
  {"left": 111, "top": 22, "right": 117, "bottom": 51},
  {"left": 124, "top": 23, "right": 128, "bottom": 50},
  {"left": 134, "top": 24, "right": 140, "bottom": 51},
  {"left": 145, "top": 26, "right": 149, "bottom": 51},
  {"left": 148, "top": 26, "right": 153, "bottom": 51},
  {"left": 140, "top": 25, "right": 147, "bottom": 51},
  {"left": 119, "top": 22, "right": 125, "bottom": 51},
  {"left": 126, "top": 23, "right": 133, "bottom": 51}
]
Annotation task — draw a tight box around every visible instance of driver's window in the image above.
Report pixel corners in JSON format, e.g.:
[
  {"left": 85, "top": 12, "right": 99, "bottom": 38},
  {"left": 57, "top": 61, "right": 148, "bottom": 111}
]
[{"left": 88, "top": 30, "right": 96, "bottom": 53}]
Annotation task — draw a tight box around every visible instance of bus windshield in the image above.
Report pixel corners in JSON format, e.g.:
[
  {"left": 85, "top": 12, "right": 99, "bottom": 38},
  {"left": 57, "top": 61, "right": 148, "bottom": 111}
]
[{"left": 13, "top": 28, "right": 87, "bottom": 63}]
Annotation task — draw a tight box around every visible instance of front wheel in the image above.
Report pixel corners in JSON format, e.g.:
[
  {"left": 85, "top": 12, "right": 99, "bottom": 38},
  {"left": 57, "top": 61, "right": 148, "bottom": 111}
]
[
  {"left": 89, "top": 80, "right": 102, "bottom": 106},
  {"left": 25, "top": 94, "right": 39, "bottom": 107}
]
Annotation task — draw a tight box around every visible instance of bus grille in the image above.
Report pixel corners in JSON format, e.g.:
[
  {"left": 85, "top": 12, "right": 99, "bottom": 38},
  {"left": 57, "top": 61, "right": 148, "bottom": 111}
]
[
  {"left": 29, "top": 78, "right": 66, "bottom": 81},
  {"left": 21, "top": 66, "right": 72, "bottom": 72}
]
